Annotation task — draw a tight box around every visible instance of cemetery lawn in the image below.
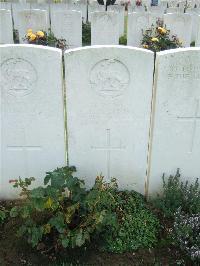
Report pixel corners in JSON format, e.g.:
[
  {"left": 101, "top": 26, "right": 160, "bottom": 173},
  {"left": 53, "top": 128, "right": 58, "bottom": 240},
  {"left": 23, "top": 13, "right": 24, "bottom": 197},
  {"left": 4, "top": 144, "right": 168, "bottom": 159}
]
[{"left": 0, "top": 200, "right": 190, "bottom": 266}]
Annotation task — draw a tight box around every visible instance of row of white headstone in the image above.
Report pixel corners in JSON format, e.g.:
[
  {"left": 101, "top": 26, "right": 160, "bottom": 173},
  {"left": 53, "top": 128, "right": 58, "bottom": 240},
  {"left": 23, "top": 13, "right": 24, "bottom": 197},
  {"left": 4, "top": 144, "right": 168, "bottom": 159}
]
[
  {"left": 1, "top": 7, "right": 200, "bottom": 47},
  {"left": 128, "top": 4, "right": 200, "bottom": 13},
  {"left": 128, "top": 12, "right": 200, "bottom": 47},
  {"left": 0, "top": 1, "right": 104, "bottom": 24},
  {"left": 130, "top": 0, "right": 200, "bottom": 8},
  {"left": 0, "top": 2, "right": 124, "bottom": 45},
  {"left": 0, "top": 45, "right": 200, "bottom": 199}
]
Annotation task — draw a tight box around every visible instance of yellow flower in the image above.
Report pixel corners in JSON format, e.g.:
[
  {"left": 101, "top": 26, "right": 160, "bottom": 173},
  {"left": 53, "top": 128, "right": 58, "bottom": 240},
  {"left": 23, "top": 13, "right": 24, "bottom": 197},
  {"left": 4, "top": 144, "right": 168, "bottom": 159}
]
[
  {"left": 45, "top": 197, "right": 53, "bottom": 208},
  {"left": 43, "top": 224, "right": 51, "bottom": 234},
  {"left": 29, "top": 33, "right": 37, "bottom": 41},
  {"left": 27, "top": 28, "right": 32, "bottom": 33},
  {"left": 143, "top": 44, "right": 149, "bottom": 49},
  {"left": 26, "top": 32, "right": 32, "bottom": 38},
  {"left": 158, "top": 27, "right": 167, "bottom": 34},
  {"left": 36, "top": 31, "right": 44, "bottom": 38},
  {"left": 179, "top": 39, "right": 183, "bottom": 45},
  {"left": 151, "top": 37, "right": 159, "bottom": 42}
]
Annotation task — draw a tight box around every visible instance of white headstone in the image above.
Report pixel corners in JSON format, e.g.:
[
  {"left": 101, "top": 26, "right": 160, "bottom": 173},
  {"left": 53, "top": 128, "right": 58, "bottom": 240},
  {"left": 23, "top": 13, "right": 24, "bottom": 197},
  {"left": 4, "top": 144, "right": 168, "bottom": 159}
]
[
  {"left": 127, "top": 12, "right": 162, "bottom": 47},
  {"left": 143, "top": 0, "right": 151, "bottom": 8},
  {"left": 0, "top": 2, "right": 12, "bottom": 10},
  {"left": 168, "top": 0, "right": 178, "bottom": 7},
  {"left": 88, "top": 2, "right": 105, "bottom": 22},
  {"left": 148, "top": 6, "right": 165, "bottom": 14},
  {"left": 75, "top": 0, "right": 87, "bottom": 23},
  {"left": 51, "top": 10, "right": 82, "bottom": 48},
  {"left": 107, "top": 5, "right": 125, "bottom": 36},
  {"left": 178, "top": 1, "right": 185, "bottom": 8},
  {"left": 164, "top": 13, "right": 192, "bottom": 47},
  {"left": 50, "top": 3, "right": 68, "bottom": 19},
  {"left": 30, "top": 3, "right": 50, "bottom": 28},
  {"left": 12, "top": 3, "right": 31, "bottom": 29},
  {"left": 0, "top": 10, "right": 13, "bottom": 44},
  {"left": 149, "top": 48, "right": 200, "bottom": 194},
  {"left": 149, "top": 12, "right": 163, "bottom": 26},
  {"left": 91, "top": 11, "right": 119, "bottom": 45},
  {"left": 65, "top": 46, "right": 154, "bottom": 194},
  {"left": 37, "top": 0, "right": 47, "bottom": 3},
  {"left": 17, "top": 9, "right": 48, "bottom": 43},
  {"left": 133, "top": 6, "right": 146, "bottom": 12},
  {"left": 127, "top": 12, "right": 148, "bottom": 47},
  {"left": 186, "top": 9, "right": 200, "bottom": 42},
  {"left": 128, "top": 5, "right": 135, "bottom": 13},
  {"left": 196, "top": 15, "right": 200, "bottom": 46},
  {"left": 194, "top": 8, "right": 200, "bottom": 13},
  {"left": 166, "top": 7, "right": 179, "bottom": 13},
  {"left": 160, "top": 1, "right": 168, "bottom": 10},
  {"left": 0, "top": 45, "right": 66, "bottom": 199}
]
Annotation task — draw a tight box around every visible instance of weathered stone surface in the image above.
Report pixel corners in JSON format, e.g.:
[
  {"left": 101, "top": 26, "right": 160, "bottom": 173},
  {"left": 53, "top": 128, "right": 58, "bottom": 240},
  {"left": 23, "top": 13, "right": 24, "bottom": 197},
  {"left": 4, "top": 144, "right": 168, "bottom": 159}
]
[
  {"left": 196, "top": 15, "right": 200, "bottom": 46},
  {"left": 30, "top": 3, "right": 50, "bottom": 27},
  {"left": 107, "top": 5, "right": 125, "bottom": 36},
  {"left": 74, "top": 0, "right": 87, "bottom": 23},
  {"left": 0, "top": 9, "right": 13, "bottom": 44},
  {"left": 51, "top": 10, "right": 82, "bottom": 48},
  {"left": 0, "top": 2, "right": 11, "bottom": 10},
  {"left": 149, "top": 48, "right": 200, "bottom": 194},
  {"left": 12, "top": 3, "right": 31, "bottom": 29},
  {"left": 65, "top": 46, "right": 154, "bottom": 194},
  {"left": 0, "top": 45, "right": 66, "bottom": 199},
  {"left": 128, "top": 12, "right": 149, "bottom": 47},
  {"left": 88, "top": 2, "right": 105, "bottom": 22},
  {"left": 164, "top": 13, "right": 192, "bottom": 47},
  {"left": 91, "top": 11, "right": 119, "bottom": 45}
]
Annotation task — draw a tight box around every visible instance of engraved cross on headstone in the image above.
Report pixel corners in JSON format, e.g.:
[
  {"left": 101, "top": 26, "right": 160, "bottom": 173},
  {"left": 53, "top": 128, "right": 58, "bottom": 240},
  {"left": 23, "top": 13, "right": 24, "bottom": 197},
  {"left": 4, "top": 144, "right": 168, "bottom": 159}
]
[
  {"left": 177, "top": 99, "right": 200, "bottom": 153},
  {"left": 91, "top": 129, "right": 125, "bottom": 179}
]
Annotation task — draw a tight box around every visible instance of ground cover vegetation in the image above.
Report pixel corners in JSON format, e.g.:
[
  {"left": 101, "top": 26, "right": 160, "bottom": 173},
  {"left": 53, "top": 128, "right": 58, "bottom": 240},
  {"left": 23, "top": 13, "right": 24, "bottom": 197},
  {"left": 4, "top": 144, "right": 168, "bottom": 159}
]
[{"left": 0, "top": 167, "right": 199, "bottom": 265}]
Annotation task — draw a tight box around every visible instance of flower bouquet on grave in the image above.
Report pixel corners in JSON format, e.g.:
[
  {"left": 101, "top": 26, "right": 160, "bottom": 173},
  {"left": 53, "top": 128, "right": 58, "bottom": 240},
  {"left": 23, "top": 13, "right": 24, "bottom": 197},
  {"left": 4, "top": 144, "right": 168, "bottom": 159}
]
[
  {"left": 141, "top": 19, "right": 183, "bottom": 53},
  {"left": 24, "top": 29, "right": 68, "bottom": 51},
  {"left": 136, "top": 0, "right": 142, "bottom": 6}
]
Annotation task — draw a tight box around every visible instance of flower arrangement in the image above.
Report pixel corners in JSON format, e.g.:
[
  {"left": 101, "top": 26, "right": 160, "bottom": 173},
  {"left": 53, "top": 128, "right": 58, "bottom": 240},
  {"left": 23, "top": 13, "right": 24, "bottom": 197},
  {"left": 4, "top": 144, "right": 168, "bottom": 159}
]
[
  {"left": 24, "top": 29, "right": 68, "bottom": 50},
  {"left": 141, "top": 19, "right": 183, "bottom": 52},
  {"left": 136, "top": 0, "right": 142, "bottom": 6}
]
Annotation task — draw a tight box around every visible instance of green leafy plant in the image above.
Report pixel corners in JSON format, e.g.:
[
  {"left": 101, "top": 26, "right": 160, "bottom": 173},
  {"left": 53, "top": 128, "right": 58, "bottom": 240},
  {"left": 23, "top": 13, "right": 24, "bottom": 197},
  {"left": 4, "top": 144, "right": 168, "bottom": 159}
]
[
  {"left": 101, "top": 191, "right": 159, "bottom": 253},
  {"left": 0, "top": 208, "right": 7, "bottom": 225},
  {"left": 173, "top": 209, "right": 200, "bottom": 262},
  {"left": 10, "top": 167, "right": 118, "bottom": 253},
  {"left": 141, "top": 19, "right": 182, "bottom": 52},
  {"left": 119, "top": 35, "right": 127, "bottom": 45},
  {"left": 82, "top": 22, "right": 91, "bottom": 46},
  {"left": 152, "top": 169, "right": 200, "bottom": 218}
]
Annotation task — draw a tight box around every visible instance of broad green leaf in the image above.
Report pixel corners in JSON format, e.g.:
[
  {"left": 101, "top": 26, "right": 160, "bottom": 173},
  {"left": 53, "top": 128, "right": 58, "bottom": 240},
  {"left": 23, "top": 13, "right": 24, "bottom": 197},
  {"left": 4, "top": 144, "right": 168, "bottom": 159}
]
[
  {"left": 61, "top": 237, "right": 70, "bottom": 248},
  {"left": 30, "top": 187, "right": 45, "bottom": 198},
  {"left": 10, "top": 206, "right": 19, "bottom": 218}
]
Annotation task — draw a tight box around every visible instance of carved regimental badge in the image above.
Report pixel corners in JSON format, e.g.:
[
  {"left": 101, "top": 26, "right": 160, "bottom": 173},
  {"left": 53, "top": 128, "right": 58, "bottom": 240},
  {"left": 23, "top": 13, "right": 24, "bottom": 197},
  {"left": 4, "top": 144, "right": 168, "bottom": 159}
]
[
  {"left": 90, "top": 59, "right": 130, "bottom": 98},
  {"left": 1, "top": 58, "right": 38, "bottom": 97}
]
